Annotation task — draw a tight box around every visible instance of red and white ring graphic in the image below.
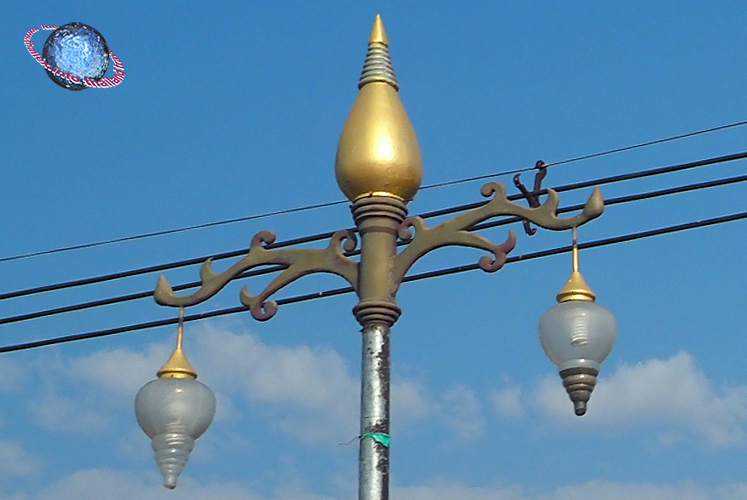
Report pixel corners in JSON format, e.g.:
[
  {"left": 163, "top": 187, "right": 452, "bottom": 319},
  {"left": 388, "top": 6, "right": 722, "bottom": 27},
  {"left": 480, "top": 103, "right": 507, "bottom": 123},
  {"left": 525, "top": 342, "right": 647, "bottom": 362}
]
[{"left": 24, "top": 25, "right": 125, "bottom": 88}]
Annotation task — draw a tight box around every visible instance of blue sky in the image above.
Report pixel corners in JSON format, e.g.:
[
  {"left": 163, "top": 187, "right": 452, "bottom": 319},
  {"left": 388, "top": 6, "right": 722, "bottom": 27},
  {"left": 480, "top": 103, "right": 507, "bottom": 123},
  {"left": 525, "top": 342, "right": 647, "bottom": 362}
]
[{"left": 2, "top": 1, "right": 747, "bottom": 499}]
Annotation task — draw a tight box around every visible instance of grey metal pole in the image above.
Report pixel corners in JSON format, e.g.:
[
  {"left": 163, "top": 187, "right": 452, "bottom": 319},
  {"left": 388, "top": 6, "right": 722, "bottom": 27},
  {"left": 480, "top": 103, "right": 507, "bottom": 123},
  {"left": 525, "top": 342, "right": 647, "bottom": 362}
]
[
  {"left": 359, "top": 323, "right": 390, "bottom": 500},
  {"left": 351, "top": 196, "right": 406, "bottom": 500}
]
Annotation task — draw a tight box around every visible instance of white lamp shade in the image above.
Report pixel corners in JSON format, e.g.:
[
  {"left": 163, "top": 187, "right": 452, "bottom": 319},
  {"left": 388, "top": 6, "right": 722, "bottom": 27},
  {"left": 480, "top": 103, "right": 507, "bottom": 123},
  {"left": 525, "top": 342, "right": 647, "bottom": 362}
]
[
  {"left": 135, "top": 377, "right": 216, "bottom": 489},
  {"left": 538, "top": 300, "right": 616, "bottom": 372}
]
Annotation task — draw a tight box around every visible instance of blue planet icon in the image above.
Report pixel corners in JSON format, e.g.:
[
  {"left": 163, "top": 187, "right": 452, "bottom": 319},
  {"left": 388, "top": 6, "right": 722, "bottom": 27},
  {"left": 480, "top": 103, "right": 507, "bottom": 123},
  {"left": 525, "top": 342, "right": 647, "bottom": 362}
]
[{"left": 42, "top": 22, "right": 110, "bottom": 90}]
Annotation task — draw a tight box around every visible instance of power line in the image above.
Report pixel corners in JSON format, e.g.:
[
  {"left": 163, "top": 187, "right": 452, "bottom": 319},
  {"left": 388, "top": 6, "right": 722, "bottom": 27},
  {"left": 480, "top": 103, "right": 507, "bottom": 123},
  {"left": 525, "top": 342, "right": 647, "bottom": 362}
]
[
  {"left": 425, "top": 150, "right": 747, "bottom": 220},
  {"left": 544, "top": 119, "right": 747, "bottom": 168},
  {"left": 3, "top": 119, "right": 747, "bottom": 264},
  {"left": 1, "top": 207, "right": 745, "bottom": 354},
  {"left": 2, "top": 148, "right": 746, "bottom": 303},
  {"left": 399, "top": 119, "right": 747, "bottom": 190},
  {"left": 2, "top": 170, "right": 747, "bottom": 326},
  {"left": 0, "top": 229, "right": 342, "bottom": 301},
  {"left": 0, "top": 200, "right": 349, "bottom": 264}
]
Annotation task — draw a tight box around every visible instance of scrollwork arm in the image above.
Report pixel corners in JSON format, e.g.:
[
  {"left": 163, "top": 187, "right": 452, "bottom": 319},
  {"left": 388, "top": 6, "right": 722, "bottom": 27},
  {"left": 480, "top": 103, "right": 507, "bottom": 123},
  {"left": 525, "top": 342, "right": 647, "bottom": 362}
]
[
  {"left": 154, "top": 229, "right": 359, "bottom": 321},
  {"left": 239, "top": 229, "right": 359, "bottom": 321},
  {"left": 392, "top": 181, "right": 603, "bottom": 283}
]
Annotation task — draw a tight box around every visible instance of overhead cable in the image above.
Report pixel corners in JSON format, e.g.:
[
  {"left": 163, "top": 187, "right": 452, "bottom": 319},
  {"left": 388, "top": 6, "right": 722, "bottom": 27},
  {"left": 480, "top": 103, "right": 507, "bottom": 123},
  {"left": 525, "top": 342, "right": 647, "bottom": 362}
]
[
  {"left": 2, "top": 170, "right": 747, "bottom": 326},
  {"left": 3, "top": 119, "right": 746, "bottom": 264},
  {"left": 0, "top": 207, "right": 746, "bottom": 354},
  {"left": 2, "top": 149, "right": 746, "bottom": 303},
  {"left": 394, "top": 119, "right": 747, "bottom": 190}
]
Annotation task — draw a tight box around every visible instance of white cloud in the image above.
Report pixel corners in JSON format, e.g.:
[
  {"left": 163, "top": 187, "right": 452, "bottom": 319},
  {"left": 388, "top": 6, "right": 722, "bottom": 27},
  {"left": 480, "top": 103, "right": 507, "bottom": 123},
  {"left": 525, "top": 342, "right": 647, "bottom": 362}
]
[
  {"left": 439, "top": 385, "right": 485, "bottom": 441},
  {"left": 212, "top": 389, "right": 243, "bottom": 422},
  {"left": 69, "top": 343, "right": 172, "bottom": 400},
  {"left": 716, "top": 484, "right": 747, "bottom": 500},
  {"left": 28, "top": 392, "right": 110, "bottom": 433},
  {"left": 26, "top": 468, "right": 336, "bottom": 500},
  {"left": 55, "top": 325, "right": 434, "bottom": 445},
  {"left": 201, "top": 327, "right": 356, "bottom": 410},
  {"left": 14, "top": 469, "right": 747, "bottom": 500},
  {"left": 395, "top": 479, "right": 747, "bottom": 500},
  {"left": 16, "top": 342, "right": 172, "bottom": 438},
  {"left": 193, "top": 326, "right": 360, "bottom": 444},
  {"left": 22, "top": 324, "right": 485, "bottom": 447},
  {"left": 395, "top": 482, "right": 526, "bottom": 500},
  {"left": 547, "top": 479, "right": 710, "bottom": 500},
  {"left": 392, "top": 379, "right": 432, "bottom": 428},
  {"left": 534, "top": 352, "right": 747, "bottom": 447},
  {"left": 117, "top": 427, "right": 153, "bottom": 459},
  {"left": 492, "top": 387, "right": 525, "bottom": 418},
  {"left": 188, "top": 325, "right": 440, "bottom": 444},
  {"left": 0, "top": 357, "right": 28, "bottom": 393},
  {"left": 0, "top": 440, "right": 40, "bottom": 478}
]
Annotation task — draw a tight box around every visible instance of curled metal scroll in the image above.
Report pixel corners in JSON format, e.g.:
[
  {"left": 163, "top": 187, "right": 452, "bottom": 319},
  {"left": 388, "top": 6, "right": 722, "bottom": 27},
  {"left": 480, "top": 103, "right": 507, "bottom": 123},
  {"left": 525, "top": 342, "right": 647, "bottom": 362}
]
[
  {"left": 392, "top": 180, "right": 603, "bottom": 285},
  {"left": 396, "top": 216, "right": 517, "bottom": 277},
  {"left": 155, "top": 228, "right": 359, "bottom": 321},
  {"left": 513, "top": 160, "right": 548, "bottom": 235}
]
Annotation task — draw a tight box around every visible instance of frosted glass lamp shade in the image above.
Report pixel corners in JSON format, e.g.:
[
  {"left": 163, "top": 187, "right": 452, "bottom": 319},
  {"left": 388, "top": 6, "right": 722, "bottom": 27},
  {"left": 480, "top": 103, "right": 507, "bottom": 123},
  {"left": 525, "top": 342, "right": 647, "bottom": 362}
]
[
  {"left": 135, "top": 377, "right": 216, "bottom": 489},
  {"left": 539, "top": 301, "right": 616, "bottom": 372},
  {"left": 538, "top": 300, "right": 616, "bottom": 415}
]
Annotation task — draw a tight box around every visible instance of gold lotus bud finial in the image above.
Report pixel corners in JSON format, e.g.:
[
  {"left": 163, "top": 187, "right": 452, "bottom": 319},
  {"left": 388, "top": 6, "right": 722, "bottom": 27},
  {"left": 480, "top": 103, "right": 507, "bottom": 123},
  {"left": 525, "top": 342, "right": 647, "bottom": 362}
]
[
  {"left": 556, "top": 228, "right": 596, "bottom": 303},
  {"left": 335, "top": 14, "right": 423, "bottom": 202},
  {"left": 157, "top": 308, "right": 198, "bottom": 379}
]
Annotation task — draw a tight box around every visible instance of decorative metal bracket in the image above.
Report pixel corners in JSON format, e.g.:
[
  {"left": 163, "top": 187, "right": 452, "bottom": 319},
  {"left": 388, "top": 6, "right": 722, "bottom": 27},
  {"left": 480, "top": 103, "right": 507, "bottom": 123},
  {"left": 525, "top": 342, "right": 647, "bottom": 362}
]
[
  {"left": 154, "top": 229, "right": 358, "bottom": 321},
  {"left": 154, "top": 180, "right": 603, "bottom": 322},
  {"left": 513, "top": 160, "right": 548, "bottom": 236},
  {"left": 392, "top": 180, "right": 603, "bottom": 287}
]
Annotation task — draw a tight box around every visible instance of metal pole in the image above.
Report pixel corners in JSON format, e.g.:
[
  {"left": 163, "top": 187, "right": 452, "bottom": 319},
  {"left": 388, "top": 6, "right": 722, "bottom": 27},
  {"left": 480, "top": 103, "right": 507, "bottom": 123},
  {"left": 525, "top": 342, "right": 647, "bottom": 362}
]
[
  {"left": 352, "top": 196, "right": 406, "bottom": 500},
  {"left": 359, "top": 323, "right": 390, "bottom": 500}
]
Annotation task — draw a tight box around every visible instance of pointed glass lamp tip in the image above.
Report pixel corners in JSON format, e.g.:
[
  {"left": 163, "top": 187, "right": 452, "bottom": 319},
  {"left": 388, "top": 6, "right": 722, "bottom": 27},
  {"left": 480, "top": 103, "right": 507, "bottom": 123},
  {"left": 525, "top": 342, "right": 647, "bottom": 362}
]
[
  {"left": 369, "top": 14, "right": 389, "bottom": 46},
  {"left": 164, "top": 475, "right": 177, "bottom": 489},
  {"left": 574, "top": 400, "right": 587, "bottom": 416}
]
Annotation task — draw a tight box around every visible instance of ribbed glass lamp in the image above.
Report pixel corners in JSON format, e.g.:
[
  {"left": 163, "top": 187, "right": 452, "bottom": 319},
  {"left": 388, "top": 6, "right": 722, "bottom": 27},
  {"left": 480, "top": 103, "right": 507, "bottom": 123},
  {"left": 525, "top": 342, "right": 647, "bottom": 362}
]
[
  {"left": 538, "top": 229, "right": 616, "bottom": 416},
  {"left": 135, "top": 308, "right": 216, "bottom": 489}
]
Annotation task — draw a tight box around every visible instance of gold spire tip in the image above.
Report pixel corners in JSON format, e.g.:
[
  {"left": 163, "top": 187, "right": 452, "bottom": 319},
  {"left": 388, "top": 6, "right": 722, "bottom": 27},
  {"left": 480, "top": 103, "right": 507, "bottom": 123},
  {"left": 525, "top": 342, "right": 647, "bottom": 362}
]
[
  {"left": 556, "top": 270, "right": 596, "bottom": 303},
  {"left": 369, "top": 14, "right": 389, "bottom": 46},
  {"left": 157, "top": 347, "right": 198, "bottom": 379},
  {"left": 157, "top": 308, "right": 198, "bottom": 379},
  {"left": 556, "top": 229, "right": 595, "bottom": 302}
]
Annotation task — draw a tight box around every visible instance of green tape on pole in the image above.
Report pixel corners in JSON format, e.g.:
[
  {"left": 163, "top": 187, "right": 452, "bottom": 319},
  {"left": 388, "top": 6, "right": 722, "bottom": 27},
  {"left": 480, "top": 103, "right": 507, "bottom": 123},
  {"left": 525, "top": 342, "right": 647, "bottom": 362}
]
[{"left": 361, "top": 432, "right": 391, "bottom": 447}]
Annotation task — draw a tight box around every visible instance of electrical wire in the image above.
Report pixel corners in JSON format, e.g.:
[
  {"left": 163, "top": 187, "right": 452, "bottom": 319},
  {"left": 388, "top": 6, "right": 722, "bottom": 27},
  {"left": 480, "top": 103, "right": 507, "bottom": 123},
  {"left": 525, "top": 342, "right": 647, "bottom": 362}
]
[
  {"left": 3, "top": 119, "right": 747, "bottom": 265},
  {"left": 2, "top": 170, "right": 747, "bottom": 327},
  {"left": 0, "top": 200, "right": 349, "bottom": 264},
  {"left": 421, "top": 150, "right": 747, "bottom": 219},
  {"left": 1, "top": 207, "right": 745, "bottom": 354},
  {"left": 418, "top": 119, "right": 747, "bottom": 190},
  {"left": 2, "top": 149, "right": 746, "bottom": 303}
]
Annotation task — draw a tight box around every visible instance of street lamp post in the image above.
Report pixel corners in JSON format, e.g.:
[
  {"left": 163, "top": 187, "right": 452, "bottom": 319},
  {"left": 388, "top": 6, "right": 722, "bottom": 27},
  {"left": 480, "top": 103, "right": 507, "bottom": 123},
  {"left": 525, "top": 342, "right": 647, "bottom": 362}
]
[{"left": 136, "top": 14, "right": 612, "bottom": 499}]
